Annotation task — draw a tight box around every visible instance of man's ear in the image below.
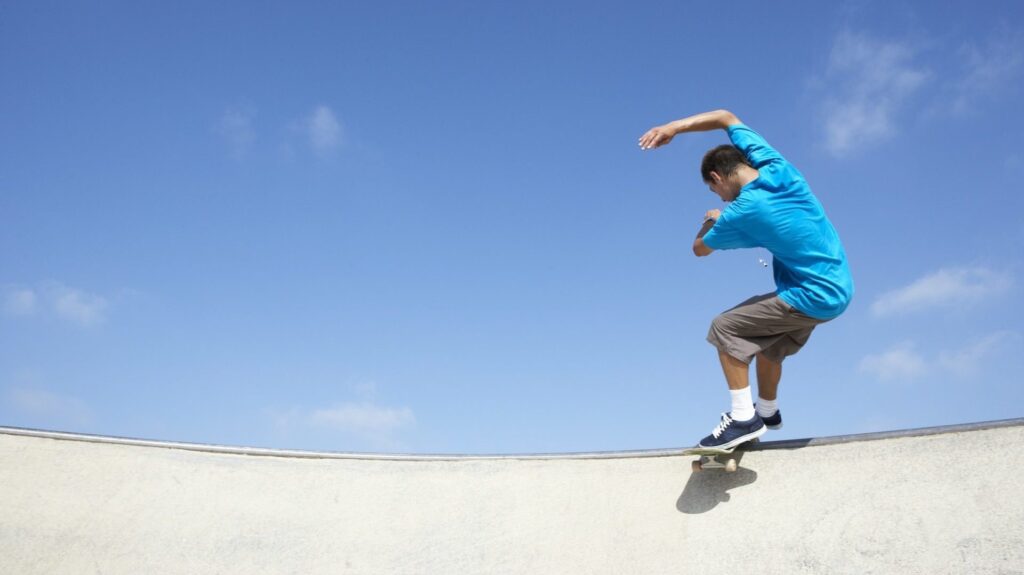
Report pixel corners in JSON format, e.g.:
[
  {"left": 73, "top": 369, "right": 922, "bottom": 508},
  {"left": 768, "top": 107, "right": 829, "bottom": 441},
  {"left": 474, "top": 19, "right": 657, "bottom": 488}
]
[{"left": 708, "top": 171, "right": 723, "bottom": 186}]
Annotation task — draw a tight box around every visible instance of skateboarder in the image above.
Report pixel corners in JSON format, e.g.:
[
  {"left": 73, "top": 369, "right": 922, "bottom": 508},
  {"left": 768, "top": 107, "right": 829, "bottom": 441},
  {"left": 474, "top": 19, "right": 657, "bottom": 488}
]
[{"left": 638, "top": 109, "right": 853, "bottom": 450}]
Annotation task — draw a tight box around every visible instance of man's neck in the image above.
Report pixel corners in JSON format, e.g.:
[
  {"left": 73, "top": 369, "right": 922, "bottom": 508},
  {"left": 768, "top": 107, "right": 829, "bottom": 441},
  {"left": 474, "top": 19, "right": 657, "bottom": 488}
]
[{"left": 734, "top": 165, "right": 760, "bottom": 189}]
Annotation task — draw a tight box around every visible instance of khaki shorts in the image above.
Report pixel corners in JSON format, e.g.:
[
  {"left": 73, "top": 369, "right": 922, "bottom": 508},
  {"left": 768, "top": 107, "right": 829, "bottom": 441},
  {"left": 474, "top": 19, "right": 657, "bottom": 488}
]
[{"left": 706, "top": 293, "right": 828, "bottom": 365}]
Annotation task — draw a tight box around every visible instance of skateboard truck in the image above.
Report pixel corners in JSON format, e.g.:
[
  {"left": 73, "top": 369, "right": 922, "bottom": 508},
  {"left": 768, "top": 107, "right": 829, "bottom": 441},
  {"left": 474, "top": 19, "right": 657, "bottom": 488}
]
[
  {"left": 692, "top": 453, "right": 739, "bottom": 473},
  {"left": 682, "top": 439, "right": 758, "bottom": 473}
]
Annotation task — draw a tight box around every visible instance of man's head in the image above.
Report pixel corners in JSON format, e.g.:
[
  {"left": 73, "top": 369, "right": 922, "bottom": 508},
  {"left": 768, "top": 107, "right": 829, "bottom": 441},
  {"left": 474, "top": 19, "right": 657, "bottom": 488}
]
[{"left": 701, "top": 144, "right": 754, "bottom": 202}]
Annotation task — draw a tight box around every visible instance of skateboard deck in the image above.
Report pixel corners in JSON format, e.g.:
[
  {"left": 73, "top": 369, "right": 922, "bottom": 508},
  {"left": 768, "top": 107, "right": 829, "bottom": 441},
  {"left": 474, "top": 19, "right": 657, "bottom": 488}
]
[{"left": 682, "top": 439, "right": 759, "bottom": 473}]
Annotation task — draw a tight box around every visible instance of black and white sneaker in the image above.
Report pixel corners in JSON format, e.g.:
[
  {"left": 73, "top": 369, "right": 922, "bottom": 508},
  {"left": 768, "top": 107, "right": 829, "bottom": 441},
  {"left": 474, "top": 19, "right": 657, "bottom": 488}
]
[
  {"left": 697, "top": 412, "right": 767, "bottom": 451},
  {"left": 759, "top": 408, "right": 783, "bottom": 430}
]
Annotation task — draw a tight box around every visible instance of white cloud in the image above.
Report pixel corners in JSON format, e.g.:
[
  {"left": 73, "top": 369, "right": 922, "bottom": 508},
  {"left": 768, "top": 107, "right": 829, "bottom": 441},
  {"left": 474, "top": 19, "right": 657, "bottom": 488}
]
[
  {"left": 306, "top": 105, "right": 342, "bottom": 156},
  {"left": 871, "top": 267, "right": 1012, "bottom": 317},
  {"left": 49, "top": 284, "right": 108, "bottom": 327},
  {"left": 859, "top": 342, "right": 927, "bottom": 382},
  {"left": 4, "top": 386, "right": 94, "bottom": 426},
  {"left": 310, "top": 402, "right": 415, "bottom": 433},
  {"left": 268, "top": 397, "right": 416, "bottom": 451},
  {"left": 216, "top": 107, "right": 257, "bottom": 159},
  {"left": 820, "top": 30, "right": 930, "bottom": 156},
  {"left": 948, "top": 31, "right": 1024, "bottom": 115},
  {"left": 2, "top": 287, "right": 37, "bottom": 316},
  {"left": 2, "top": 283, "right": 109, "bottom": 327},
  {"left": 861, "top": 332, "right": 1022, "bottom": 383},
  {"left": 938, "top": 331, "right": 1022, "bottom": 378}
]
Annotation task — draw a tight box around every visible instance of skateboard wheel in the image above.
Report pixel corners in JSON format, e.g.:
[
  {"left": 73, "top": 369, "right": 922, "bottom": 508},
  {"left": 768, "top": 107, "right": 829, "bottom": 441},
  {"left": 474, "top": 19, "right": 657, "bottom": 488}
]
[
  {"left": 724, "top": 458, "right": 738, "bottom": 473},
  {"left": 691, "top": 460, "right": 703, "bottom": 472}
]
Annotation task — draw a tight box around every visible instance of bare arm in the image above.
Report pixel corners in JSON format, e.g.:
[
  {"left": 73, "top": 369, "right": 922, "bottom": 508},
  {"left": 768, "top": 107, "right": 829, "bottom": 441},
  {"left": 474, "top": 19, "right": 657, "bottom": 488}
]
[
  {"left": 692, "top": 209, "right": 720, "bottom": 257},
  {"left": 638, "top": 110, "right": 742, "bottom": 150}
]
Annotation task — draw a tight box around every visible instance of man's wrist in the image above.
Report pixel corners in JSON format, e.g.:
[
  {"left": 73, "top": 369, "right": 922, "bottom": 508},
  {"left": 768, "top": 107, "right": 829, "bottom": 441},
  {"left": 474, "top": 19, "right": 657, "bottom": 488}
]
[
  {"left": 697, "top": 218, "right": 716, "bottom": 239},
  {"left": 667, "top": 119, "right": 687, "bottom": 135}
]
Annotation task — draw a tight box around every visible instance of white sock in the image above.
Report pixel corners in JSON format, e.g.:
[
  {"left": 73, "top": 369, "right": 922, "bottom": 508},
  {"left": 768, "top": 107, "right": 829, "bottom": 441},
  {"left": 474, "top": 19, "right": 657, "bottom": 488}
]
[
  {"left": 729, "top": 387, "right": 755, "bottom": 421},
  {"left": 757, "top": 397, "right": 778, "bottom": 418}
]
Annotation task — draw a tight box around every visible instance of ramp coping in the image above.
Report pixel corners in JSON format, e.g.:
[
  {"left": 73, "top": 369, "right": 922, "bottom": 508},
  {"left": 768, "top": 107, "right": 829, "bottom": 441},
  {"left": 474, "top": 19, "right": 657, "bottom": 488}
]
[{"left": 1, "top": 417, "right": 1021, "bottom": 461}]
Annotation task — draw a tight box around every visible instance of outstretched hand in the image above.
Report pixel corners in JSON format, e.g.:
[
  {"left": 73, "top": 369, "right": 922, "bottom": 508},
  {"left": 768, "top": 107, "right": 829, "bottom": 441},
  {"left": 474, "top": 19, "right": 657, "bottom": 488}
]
[{"left": 638, "top": 125, "right": 675, "bottom": 150}]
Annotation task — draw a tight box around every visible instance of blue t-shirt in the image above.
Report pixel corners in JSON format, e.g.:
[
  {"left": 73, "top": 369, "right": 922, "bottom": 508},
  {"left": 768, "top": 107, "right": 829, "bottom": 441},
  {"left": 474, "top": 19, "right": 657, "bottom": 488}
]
[{"left": 702, "top": 124, "right": 854, "bottom": 319}]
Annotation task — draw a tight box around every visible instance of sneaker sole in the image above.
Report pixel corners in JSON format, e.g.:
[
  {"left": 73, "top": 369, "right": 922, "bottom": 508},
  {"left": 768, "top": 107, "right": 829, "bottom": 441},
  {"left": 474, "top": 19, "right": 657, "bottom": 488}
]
[{"left": 700, "top": 424, "right": 767, "bottom": 451}]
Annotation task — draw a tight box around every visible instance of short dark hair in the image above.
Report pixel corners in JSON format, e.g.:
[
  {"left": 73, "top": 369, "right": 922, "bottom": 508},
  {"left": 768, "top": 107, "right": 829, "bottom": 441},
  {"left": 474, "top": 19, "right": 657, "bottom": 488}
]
[{"left": 701, "top": 145, "right": 751, "bottom": 182}]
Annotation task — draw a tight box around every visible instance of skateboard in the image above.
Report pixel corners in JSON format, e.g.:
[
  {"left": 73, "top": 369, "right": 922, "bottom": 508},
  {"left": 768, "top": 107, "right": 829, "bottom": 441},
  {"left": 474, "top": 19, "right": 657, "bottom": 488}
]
[{"left": 682, "top": 439, "right": 759, "bottom": 473}]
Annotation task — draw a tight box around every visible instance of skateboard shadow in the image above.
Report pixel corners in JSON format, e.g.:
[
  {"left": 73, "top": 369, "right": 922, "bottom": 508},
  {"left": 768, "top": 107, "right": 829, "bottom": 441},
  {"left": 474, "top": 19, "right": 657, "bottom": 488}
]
[{"left": 676, "top": 464, "right": 758, "bottom": 515}]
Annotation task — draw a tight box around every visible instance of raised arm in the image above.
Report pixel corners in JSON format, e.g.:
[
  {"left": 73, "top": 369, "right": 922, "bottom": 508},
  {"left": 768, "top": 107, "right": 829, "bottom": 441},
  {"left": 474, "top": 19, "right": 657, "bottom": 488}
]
[{"left": 638, "top": 109, "right": 742, "bottom": 150}]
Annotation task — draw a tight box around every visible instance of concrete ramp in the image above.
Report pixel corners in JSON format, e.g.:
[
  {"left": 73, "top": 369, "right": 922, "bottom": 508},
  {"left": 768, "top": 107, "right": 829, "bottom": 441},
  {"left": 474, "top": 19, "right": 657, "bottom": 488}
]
[{"left": 2, "top": 420, "right": 1023, "bottom": 574}]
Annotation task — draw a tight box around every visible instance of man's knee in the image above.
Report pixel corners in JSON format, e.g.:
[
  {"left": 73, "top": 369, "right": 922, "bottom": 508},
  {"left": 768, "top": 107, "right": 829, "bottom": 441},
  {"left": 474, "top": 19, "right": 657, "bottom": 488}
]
[
  {"left": 708, "top": 313, "right": 732, "bottom": 338},
  {"left": 708, "top": 316, "right": 759, "bottom": 365}
]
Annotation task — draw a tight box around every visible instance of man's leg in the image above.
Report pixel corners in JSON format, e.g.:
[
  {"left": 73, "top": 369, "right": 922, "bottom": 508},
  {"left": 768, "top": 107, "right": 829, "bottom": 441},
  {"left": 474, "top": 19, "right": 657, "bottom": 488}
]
[
  {"left": 717, "top": 350, "right": 755, "bottom": 422},
  {"left": 718, "top": 350, "right": 750, "bottom": 390},
  {"left": 697, "top": 349, "right": 764, "bottom": 448},
  {"left": 755, "top": 353, "right": 784, "bottom": 428},
  {"left": 702, "top": 295, "right": 825, "bottom": 447},
  {"left": 707, "top": 294, "right": 777, "bottom": 427},
  {"left": 755, "top": 353, "right": 782, "bottom": 400}
]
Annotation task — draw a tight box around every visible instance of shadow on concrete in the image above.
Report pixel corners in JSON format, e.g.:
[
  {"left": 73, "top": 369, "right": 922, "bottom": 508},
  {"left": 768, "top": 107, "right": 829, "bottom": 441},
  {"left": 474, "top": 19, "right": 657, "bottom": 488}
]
[{"left": 676, "top": 463, "right": 759, "bottom": 515}]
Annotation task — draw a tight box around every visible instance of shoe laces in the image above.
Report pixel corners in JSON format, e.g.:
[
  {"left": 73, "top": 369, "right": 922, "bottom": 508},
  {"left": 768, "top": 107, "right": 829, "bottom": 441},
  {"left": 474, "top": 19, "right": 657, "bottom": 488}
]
[{"left": 711, "top": 412, "right": 733, "bottom": 439}]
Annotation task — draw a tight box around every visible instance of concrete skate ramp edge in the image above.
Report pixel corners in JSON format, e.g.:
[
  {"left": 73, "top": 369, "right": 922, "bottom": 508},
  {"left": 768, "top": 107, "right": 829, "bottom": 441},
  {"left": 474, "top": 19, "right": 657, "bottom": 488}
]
[{"left": 2, "top": 419, "right": 1023, "bottom": 575}]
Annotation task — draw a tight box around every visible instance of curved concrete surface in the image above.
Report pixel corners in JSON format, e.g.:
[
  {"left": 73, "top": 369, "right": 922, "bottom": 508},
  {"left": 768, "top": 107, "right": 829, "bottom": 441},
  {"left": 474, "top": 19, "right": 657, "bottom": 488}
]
[{"left": 2, "top": 420, "right": 1023, "bottom": 574}]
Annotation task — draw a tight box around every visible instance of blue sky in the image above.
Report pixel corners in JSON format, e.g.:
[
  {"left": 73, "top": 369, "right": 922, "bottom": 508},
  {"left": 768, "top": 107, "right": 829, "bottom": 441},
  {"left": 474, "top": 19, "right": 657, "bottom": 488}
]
[{"left": 2, "top": 1, "right": 1023, "bottom": 454}]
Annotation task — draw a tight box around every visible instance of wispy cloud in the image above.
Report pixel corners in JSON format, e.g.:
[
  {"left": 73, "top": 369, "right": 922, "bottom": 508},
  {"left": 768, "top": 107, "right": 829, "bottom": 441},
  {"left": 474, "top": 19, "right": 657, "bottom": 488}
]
[
  {"left": 860, "top": 332, "right": 1022, "bottom": 383},
  {"left": 819, "top": 30, "right": 930, "bottom": 156},
  {"left": 2, "top": 282, "right": 110, "bottom": 327},
  {"left": 938, "top": 331, "right": 1022, "bottom": 378},
  {"left": 269, "top": 390, "right": 415, "bottom": 451},
  {"left": 216, "top": 107, "right": 257, "bottom": 159},
  {"left": 223, "top": 103, "right": 344, "bottom": 160},
  {"left": 3, "top": 386, "right": 94, "bottom": 426},
  {"left": 859, "top": 342, "right": 927, "bottom": 382},
  {"left": 309, "top": 402, "right": 415, "bottom": 434},
  {"left": 871, "top": 267, "right": 1012, "bottom": 317},
  {"left": 51, "top": 284, "right": 108, "bottom": 326},
  {"left": 948, "top": 30, "right": 1024, "bottom": 115},
  {"left": 2, "top": 288, "right": 37, "bottom": 316},
  {"left": 306, "top": 105, "right": 342, "bottom": 157}
]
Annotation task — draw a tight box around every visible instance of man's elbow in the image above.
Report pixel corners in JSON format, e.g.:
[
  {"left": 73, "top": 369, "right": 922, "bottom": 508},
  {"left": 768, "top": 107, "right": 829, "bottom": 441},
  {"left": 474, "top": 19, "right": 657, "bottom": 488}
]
[
  {"left": 693, "top": 240, "right": 714, "bottom": 257},
  {"left": 714, "top": 109, "right": 741, "bottom": 127}
]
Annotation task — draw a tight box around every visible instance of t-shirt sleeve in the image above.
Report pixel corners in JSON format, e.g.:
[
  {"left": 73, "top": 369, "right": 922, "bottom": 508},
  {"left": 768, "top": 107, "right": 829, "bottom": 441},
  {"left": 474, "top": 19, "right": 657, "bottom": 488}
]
[
  {"left": 702, "top": 198, "right": 760, "bottom": 250},
  {"left": 728, "top": 124, "right": 784, "bottom": 169}
]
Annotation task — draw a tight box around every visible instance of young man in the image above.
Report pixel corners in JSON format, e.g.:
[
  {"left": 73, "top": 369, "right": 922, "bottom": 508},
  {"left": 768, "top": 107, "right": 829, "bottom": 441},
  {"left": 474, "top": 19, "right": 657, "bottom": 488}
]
[{"left": 638, "top": 109, "right": 853, "bottom": 450}]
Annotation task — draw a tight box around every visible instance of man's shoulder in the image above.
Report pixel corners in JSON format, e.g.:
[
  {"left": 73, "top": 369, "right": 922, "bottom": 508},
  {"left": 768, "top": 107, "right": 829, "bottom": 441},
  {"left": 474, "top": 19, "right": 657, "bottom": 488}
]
[
  {"left": 754, "top": 160, "right": 807, "bottom": 190},
  {"left": 733, "top": 186, "right": 771, "bottom": 206},
  {"left": 728, "top": 123, "right": 789, "bottom": 168},
  {"left": 723, "top": 190, "right": 771, "bottom": 224}
]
